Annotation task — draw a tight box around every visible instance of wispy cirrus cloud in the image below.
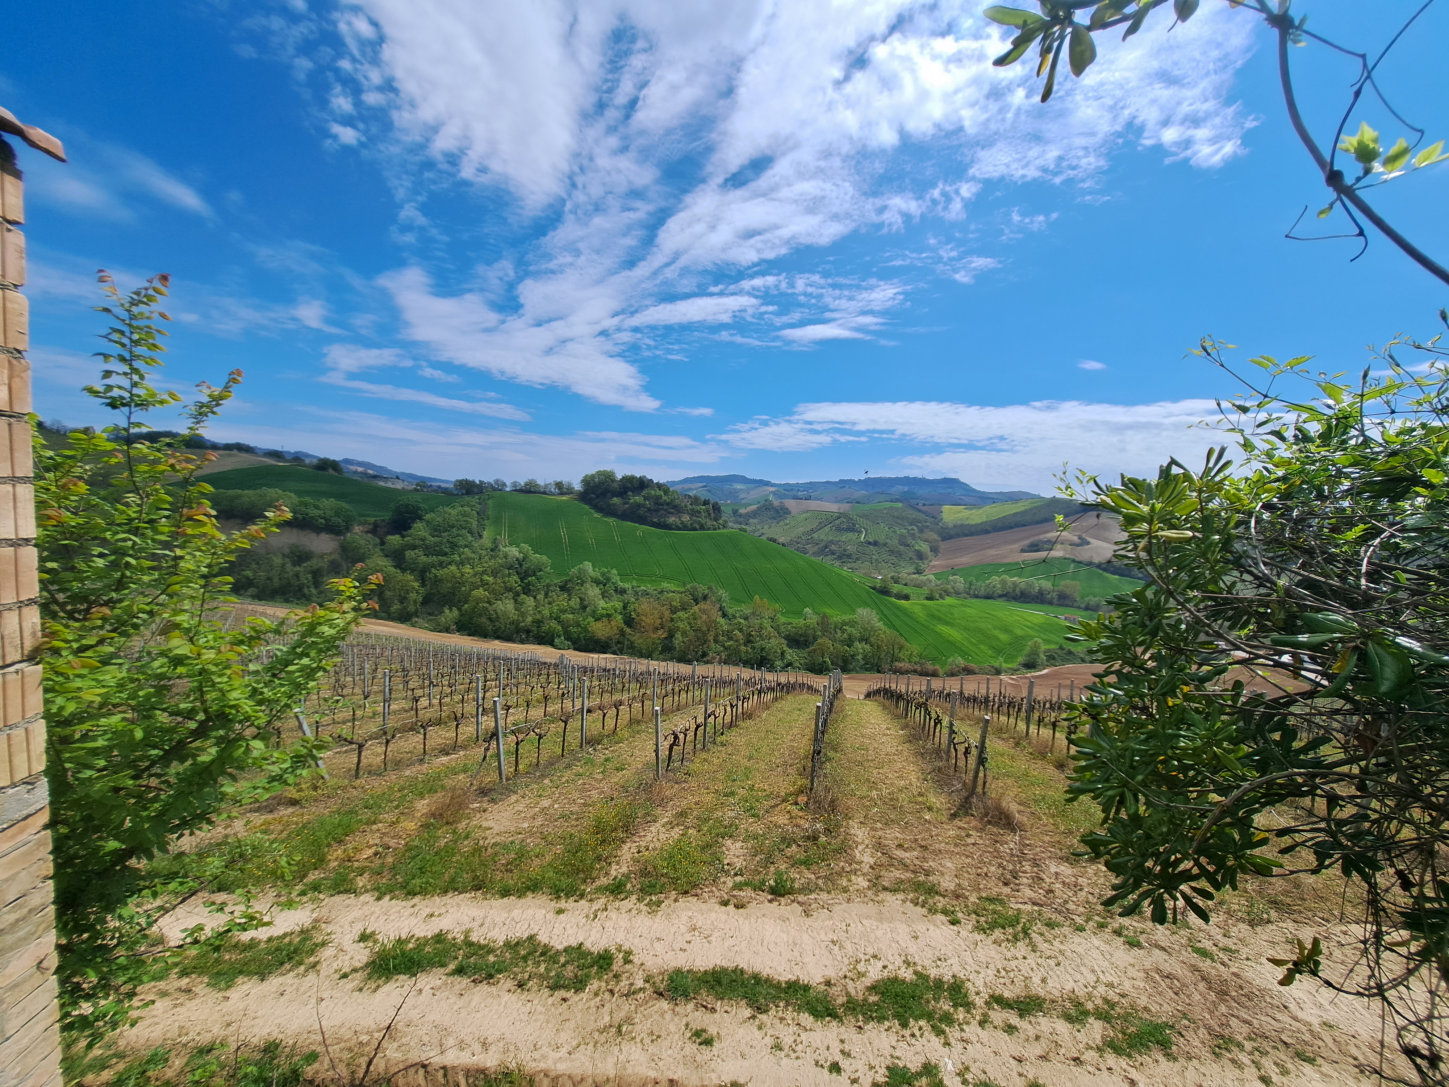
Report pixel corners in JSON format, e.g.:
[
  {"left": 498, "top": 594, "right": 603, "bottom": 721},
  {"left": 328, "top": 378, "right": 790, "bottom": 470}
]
[
  {"left": 28, "top": 137, "right": 211, "bottom": 222},
  {"left": 319, "top": 342, "right": 531, "bottom": 419},
  {"left": 247, "top": 0, "right": 1255, "bottom": 411}
]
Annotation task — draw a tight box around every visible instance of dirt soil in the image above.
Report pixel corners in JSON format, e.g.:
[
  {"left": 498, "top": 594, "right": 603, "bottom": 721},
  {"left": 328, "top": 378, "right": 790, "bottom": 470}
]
[
  {"left": 928, "top": 516, "right": 1124, "bottom": 573},
  {"left": 132, "top": 696, "right": 1396, "bottom": 1087}
]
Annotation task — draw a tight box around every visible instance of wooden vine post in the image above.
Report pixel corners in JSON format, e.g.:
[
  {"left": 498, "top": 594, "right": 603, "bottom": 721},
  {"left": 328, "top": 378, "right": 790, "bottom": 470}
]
[{"left": 967, "top": 715, "right": 990, "bottom": 799}]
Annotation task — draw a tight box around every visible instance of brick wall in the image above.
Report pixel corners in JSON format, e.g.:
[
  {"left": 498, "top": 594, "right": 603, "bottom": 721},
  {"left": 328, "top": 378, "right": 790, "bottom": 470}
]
[{"left": 0, "top": 132, "right": 61, "bottom": 1087}]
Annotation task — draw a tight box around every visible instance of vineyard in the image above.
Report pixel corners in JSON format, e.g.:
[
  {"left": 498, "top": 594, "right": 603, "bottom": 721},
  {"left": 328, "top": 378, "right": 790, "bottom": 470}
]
[{"left": 123, "top": 620, "right": 1393, "bottom": 1087}]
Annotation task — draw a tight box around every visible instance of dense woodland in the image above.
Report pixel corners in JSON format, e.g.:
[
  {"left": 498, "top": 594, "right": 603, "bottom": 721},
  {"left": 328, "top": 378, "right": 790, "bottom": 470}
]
[{"left": 579, "top": 469, "right": 726, "bottom": 530}]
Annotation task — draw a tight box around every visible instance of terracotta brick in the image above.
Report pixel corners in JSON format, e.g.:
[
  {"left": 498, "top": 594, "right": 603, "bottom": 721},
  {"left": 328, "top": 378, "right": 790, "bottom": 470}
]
[
  {"left": 0, "top": 551, "right": 15, "bottom": 603},
  {"left": 0, "top": 167, "right": 22, "bottom": 225},
  {"left": 0, "top": 968, "right": 55, "bottom": 1038},
  {"left": 12, "top": 420, "right": 32, "bottom": 478},
  {"left": 0, "top": 808, "right": 46, "bottom": 856},
  {"left": 1, "top": 291, "right": 27, "bottom": 352},
  {"left": 0, "top": 224, "right": 23, "bottom": 286},
  {"left": 0, "top": 930, "right": 55, "bottom": 990},
  {"left": 1, "top": 671, "right": 19, "bottom": 726},
  {"left": 14, "top": 484, "right": 34, "bottom": 538},
  {"left": 21, "top": 666, "right": 39, "bottom": 718},
  {"left": 4, "top": 353, "right": 32, "bottom": 414},
  {"left": 0, "top": 484, "right": 13, "bottom": 537},
  {"left": 19, "top": 603, "right": 39, "bottom": 657},
  {"left": 4, "top": 726, "right": 28, "bottom": 782},
  {"left": 14, "top": 547, "right": 36, "bottom": 599},
  {"left": 0, "top": 822, "right": 46, "bottom": 884},
  {"left": 9, "top": 1047, "right": 62, "bottom": 1087},
  {"left": 0, "top": 609, "right": 21, "bottom": 669},
  {"left": 15, "top": 1056, "right": 64, "bottom": 1087},
  {"left": 2, "top": 1012, "right": 60, "bottom": 1087},
  {"left": 23, "top": 720, "right": 41, "bottom": 776}
]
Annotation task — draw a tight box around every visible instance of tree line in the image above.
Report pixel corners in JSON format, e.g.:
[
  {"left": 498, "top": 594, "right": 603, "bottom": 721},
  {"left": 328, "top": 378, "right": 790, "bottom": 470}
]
[{"left": 228, "top": 498, "right": 948, "bottom": 674}]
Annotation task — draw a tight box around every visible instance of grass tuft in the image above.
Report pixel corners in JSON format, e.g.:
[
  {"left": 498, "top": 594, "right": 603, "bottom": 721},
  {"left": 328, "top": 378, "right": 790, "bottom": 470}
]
[
  {"left": 172, "top": 925, "right": 329, "bottom": 991},
  {"left": 363, "top": 932, "right": 625, "bottom": 992}
]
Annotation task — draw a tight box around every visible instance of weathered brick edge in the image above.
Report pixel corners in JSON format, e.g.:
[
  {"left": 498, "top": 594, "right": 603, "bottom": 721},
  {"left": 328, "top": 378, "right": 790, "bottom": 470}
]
[{"left": 0, "top": 134, "right": 61, "bottom": 1087}]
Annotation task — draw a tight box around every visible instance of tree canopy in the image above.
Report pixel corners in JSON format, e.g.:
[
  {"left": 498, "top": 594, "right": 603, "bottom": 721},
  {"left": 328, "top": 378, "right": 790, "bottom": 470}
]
[
  {"left": 38, "top": 275, "right": 371, "bottom": 1040},
  {"left": 1065, "top": 335, "right": 1449, "bottom": 1080}
]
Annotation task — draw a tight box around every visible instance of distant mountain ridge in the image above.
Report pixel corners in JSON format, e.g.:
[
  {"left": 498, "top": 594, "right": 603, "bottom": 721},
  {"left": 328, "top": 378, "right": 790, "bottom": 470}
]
[{"left": 667, "top": 474, "right": 1037, "bottom": 506}]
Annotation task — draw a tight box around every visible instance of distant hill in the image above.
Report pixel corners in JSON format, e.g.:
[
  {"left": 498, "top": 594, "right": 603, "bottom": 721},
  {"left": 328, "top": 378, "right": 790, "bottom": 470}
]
[
  {"left": 487, "top": 491, "right": 1082, "bottom": 666},
  {"left": 668, "top": 474, "right": 1035, "bottom": 506}
]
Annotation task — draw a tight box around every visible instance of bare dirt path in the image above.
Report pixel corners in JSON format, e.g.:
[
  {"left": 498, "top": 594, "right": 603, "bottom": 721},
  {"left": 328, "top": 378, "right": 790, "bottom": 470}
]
[{"left": 137, "top": 889, "right": 1390, "bottom": 1087}]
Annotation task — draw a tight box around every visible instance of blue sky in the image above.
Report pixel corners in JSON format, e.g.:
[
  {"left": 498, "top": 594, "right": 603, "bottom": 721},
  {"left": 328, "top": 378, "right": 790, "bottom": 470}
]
[{"left": 7, "top": 1, "right": 1447, "bottom": 492}]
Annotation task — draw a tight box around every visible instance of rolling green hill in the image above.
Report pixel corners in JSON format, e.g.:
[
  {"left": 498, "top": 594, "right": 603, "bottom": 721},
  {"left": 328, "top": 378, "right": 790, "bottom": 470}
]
[
  {"left": 934, "top": 557, "right": 1143, "bottom": 599},
  {"left": 489, "top": 492, "right": 1079, "bottom": 666},
  {"left": 732, "top": 499, "right": 935, "bottom": 575},
  {"left": 201, "top": 465, "right": 464, "bottom": 521}
]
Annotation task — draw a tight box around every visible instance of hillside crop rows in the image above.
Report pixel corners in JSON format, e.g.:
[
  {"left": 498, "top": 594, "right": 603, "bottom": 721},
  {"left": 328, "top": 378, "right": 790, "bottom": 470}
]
[
  {"left": 489, "top": 492, "right": 1080, "bottom": 665},
  {"left": 934, "top": 557, "right": 1144, "bottom": 599},
  {"left": 940, "top": 497, "right": 1054, "bottom": 525}
]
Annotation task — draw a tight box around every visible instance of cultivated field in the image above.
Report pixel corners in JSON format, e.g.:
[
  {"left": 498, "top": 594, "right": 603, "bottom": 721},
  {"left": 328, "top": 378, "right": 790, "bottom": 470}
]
[
  {"left": 940, "top": 498, "right": 1054, "bottom": 525},
  {"left": 933, "top": 557, "right": 1143, "bottom": 600},
  {"left": 488, "top": 492, "right": 1079, "bottom": 666},
  {"left": 929, "top": 515, "right": 1125, "bottom": 572},
  {"left": 113, "top": 625, "right": 1399, "bottom": 1087}
]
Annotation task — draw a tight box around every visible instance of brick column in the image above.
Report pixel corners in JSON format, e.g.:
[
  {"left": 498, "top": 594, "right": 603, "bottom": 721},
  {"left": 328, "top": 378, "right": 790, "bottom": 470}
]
[{"left": 0, "top": 112, "right": 63, "bottom": 1087}]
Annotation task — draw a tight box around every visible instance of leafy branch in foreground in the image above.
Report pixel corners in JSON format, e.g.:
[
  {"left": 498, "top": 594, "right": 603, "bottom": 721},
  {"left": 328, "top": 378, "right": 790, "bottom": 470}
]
[
  {"left": 987, "top": 0, "right": 1449, "bottom": 287},
  {"left": 39, "top": 273, "right": 372, "bottom": 1041},
  {"left": 1064, "top": 329, "right": 1449, "bottom": 1083}
]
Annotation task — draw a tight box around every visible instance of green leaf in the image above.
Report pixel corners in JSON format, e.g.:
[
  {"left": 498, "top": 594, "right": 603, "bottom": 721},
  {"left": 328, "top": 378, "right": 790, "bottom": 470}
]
[
  {"left": 1315, "top": 203, "right": 1335, "bottom": 219},
  {"left": 1173, "top": 0, "right": 1199, "bottom": 21},
  {"left": 1068, "top": 24, "right": 1096, "bottom": 78},
  {"left": 1381, "top": 137, "right": 1411, "bottom": 174},
  {"left": 1339, "top": 121, "right": 1381, "bottom": 167},
  {"left": 1122, "top": 0, "right": 1159, "bottom": 39},
  {"left": 1041, "top": 34, "right": 1065, "bottom": 102},
  {"left": 1413, "top": 139, "right": 1447, "bottom": 168},
  {"left": 984, "top": 5, "right": 1042, "bottom": 27},
  {"left": 993, "top": 23, "right": 1046, "bottom": 67}
]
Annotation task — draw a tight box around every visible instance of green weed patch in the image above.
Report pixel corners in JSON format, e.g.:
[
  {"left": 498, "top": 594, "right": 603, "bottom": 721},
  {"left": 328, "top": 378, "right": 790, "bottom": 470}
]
[
  {"left": 361, "top": 932, "right": 624, "bottom": 992},
  {"left": 173, "top": 925, "right": 329, "bottom": 991}
]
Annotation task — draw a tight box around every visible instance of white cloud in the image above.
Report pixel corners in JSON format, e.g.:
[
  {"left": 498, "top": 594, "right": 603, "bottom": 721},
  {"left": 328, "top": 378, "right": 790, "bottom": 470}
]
[
  {"left": 209, "top": 409, "right": 730, "bottom": 482},
  {"left": 271, "top": 0, "right": 1257, "bottom": 409},
  {"left": 28, "top": 140, "right": 210, "bottom": 221},
  {"left": 778, "top": 317, "right": 881, "bottom": 344},
  {"left": 720, "top": 398, "right": 1230, "bottom": 492},
  {"left": 292, "top": 298, "right": 338, "bottom": 331},
  {"left": 328, "top": 121, "right": 364, "bottom": 145},
  {"left": 319, "top": 342, "right": 531, "bottom": 419},
  {"left": 1078, "top": 360, "right": 1108, "bottom": 371}
]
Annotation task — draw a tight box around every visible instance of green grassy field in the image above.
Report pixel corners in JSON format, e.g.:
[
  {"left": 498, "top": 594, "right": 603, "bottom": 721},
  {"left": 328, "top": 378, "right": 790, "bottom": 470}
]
[
  {"left": 940, "top": 498, "right": 1053, "bottom": 525},
  {"left": 490, "top": 492, "right": 1077, "bottom": 665},
  {"left": 201, "top": 465, "right": 465, "bottom": 521},
  {"left": 933, "top": 557, "right": 1143, "bottom": 599}
]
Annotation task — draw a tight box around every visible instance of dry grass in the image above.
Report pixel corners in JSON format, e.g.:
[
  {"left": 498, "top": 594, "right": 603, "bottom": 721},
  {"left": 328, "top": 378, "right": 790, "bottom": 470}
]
[{"left": 968, "top": 793, "right": 1025, "bottom": 832}]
